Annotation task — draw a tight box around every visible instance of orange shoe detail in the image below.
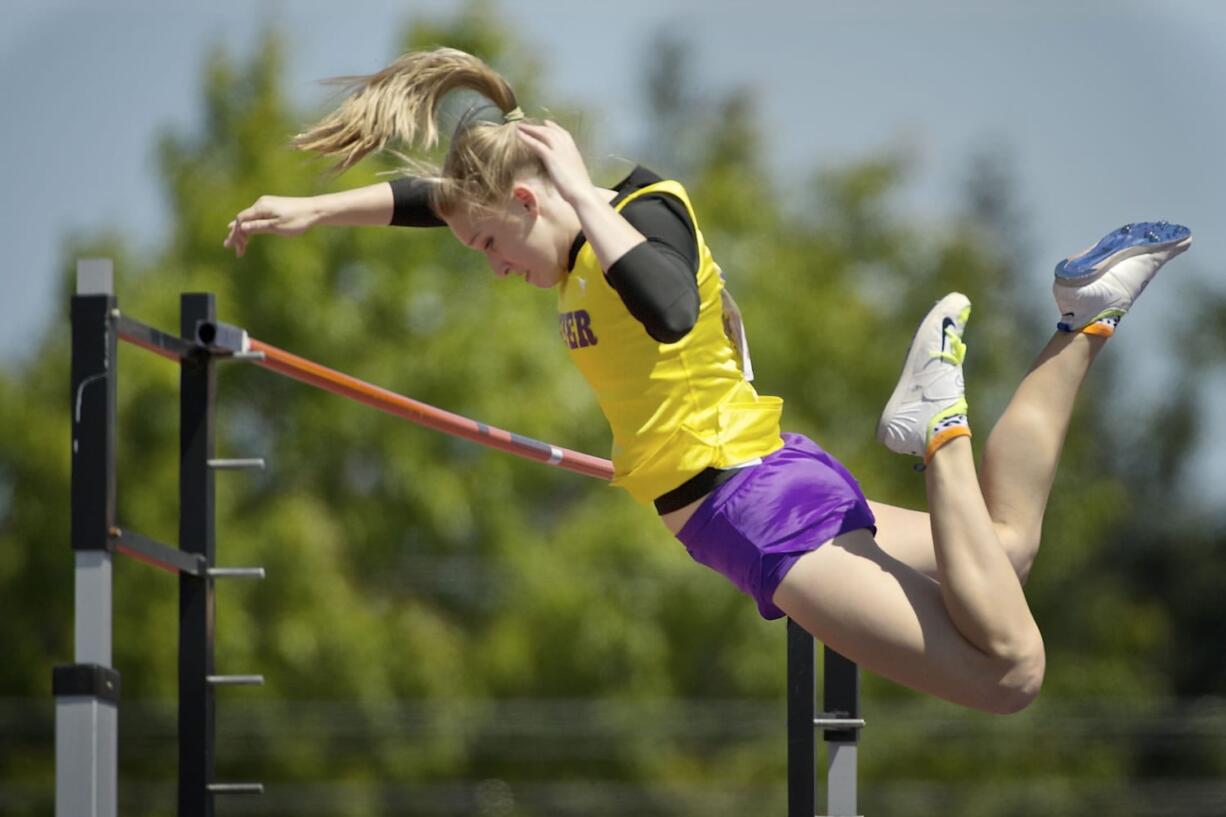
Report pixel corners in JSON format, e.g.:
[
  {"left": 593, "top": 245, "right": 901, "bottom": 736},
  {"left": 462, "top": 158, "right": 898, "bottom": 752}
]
[
  {"left": 924, "top": 425, "right": 972, "bottom": 464},
  {"left": 1080, "top": 322, "right": 1115, "bottom": 338}
]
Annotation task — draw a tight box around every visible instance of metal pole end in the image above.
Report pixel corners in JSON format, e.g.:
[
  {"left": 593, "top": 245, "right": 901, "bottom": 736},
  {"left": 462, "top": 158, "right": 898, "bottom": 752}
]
[
  {"left": 196, "top": 320, "right": 250, "bottom": 354},
  {"left": 814, "top": 717, "right": 866, "bottom": 730},
  {"left": 207, "top": 458, "right": 266, "bottom": 471},
  {"left": 207, "top": 567, "right": 266, "bottom": 580},
  {"left": 76, "top": 259, "right": 114, "bottom": 295},
  {"left": 207, "top": 783, "right": 264, "bottom": 795},
  {"left": 206, "top": 674, "right": 265, "bottom": 686}
]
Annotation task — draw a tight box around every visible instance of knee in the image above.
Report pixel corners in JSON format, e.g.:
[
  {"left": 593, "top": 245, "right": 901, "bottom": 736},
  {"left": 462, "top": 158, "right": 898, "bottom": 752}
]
[{"left": 985, "top": 639, "right": 1046, "bottom": 715}]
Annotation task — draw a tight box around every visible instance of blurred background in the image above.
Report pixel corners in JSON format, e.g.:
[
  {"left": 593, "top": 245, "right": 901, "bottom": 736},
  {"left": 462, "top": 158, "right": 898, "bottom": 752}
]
[{"left": 2, "top": 1, "right": 1224, "bottom": 815}]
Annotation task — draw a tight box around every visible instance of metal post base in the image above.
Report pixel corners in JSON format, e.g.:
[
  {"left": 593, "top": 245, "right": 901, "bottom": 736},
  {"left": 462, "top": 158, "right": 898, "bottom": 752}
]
[
  {"left": 53, "top": 663, "right": 120, "bottom": 817},
  {"left": 826, "top": 742, "right": 862, "bottom": 817}
]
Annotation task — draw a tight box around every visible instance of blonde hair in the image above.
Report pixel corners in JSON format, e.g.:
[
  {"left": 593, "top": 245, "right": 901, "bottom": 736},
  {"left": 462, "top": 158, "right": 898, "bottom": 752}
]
[{"left": 293, "top": 47, "right": 544, "bottom": 217}]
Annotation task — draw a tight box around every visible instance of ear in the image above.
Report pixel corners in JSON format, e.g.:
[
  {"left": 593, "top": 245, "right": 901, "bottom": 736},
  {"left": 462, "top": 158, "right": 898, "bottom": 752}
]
[{"left": 511, "top": 182, "right": 539, "bottom": 215}]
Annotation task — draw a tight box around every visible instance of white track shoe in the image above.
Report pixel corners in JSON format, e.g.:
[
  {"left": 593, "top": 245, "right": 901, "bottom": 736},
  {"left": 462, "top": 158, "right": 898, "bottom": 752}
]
[
  {"left": 877, "top": 293, "right": 973, "bottom": 463},
  {"left": 1054, "top": 221, "right": 1192, "bottom": 336}
]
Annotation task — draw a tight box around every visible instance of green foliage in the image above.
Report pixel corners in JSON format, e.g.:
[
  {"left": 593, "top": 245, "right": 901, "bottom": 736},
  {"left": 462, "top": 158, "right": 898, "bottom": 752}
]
[{"left": 1, "top": 2, "right": 1222, "bottom": 815}]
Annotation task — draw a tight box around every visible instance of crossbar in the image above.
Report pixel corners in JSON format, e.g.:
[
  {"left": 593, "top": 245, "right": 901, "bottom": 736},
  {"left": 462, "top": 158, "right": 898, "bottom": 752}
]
[{"left": 245, "top": 337, "right": 615, "bottom": 481}]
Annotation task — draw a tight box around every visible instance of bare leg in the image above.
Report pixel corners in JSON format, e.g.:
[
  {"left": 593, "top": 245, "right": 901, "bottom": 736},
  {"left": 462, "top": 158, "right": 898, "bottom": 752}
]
[
  {"left": 979, "top": 331, "right": 1105, "bottom": 580},
  {"left": 874, "top": 220, "right": 1190, "bottom": 582},
  {"left": 872, "top": 331, "right": 1105, "bottom": 583},
  {"left": 923, "top": 437, "right": 1042, "bottom": 659},
  {"left": 773, "top": 526, "right": 1044, "bottom": 714},
  {"left": 780, "top": 224, "right": 1189, "bottom": 710},
  {"left": 775, "top": 435, "right": 1046, "bottom": 714}
]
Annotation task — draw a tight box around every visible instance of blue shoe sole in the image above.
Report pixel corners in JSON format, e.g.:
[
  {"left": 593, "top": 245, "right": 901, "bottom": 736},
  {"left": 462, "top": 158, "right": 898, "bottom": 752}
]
[{"left": 1054, "top": 221, "right": 1191, "bottom": 281}]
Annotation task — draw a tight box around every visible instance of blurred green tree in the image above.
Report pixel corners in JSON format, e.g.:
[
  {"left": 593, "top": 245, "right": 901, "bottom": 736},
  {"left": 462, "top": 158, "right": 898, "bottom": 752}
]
[{"left": 1, "top": 5, "right": 1221, "bottom": 817}]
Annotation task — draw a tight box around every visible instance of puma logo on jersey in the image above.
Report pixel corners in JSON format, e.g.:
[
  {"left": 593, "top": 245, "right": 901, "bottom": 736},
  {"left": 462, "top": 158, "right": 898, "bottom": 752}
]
[{"left": 559, "top": 310, "right": 598, "bottom": 349}]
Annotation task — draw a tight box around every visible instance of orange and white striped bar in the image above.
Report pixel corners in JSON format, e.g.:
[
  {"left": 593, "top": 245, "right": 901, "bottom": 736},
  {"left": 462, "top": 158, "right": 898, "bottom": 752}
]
[
  {"left": 245, "top": 337, "right": 614, "bottom": 481},
  {"left": 184, "top": 319, "right": 615, "bottom": 482},
  {"left": 116, "top": 313, "right": 615, "bottom": 480}
]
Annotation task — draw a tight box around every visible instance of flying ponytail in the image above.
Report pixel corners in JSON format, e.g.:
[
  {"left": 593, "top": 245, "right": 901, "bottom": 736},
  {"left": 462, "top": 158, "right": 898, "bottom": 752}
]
[{"left": 293, "top": 47, "right": 544, "bottom": 216}]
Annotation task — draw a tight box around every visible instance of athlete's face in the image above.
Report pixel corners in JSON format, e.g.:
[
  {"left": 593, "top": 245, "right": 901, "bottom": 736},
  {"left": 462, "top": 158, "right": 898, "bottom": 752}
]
[{"left": 445, "top": 180, "right": 571, "bottom": 289}]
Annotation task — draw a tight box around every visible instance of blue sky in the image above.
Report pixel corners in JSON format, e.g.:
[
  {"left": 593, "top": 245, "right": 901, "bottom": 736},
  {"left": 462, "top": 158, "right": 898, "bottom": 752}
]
[{"left": 3, "top": 0, "right": 1224, "bottom": 502}]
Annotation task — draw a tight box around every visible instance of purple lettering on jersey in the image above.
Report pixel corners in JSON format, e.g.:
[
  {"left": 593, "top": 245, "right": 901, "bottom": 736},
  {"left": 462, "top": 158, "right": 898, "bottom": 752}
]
[
  {"left": 574, "top": 310, "right": 597, "bottom": 347},
  {"left": 559, "top": 310, "right": 598, "bottom": 350}
]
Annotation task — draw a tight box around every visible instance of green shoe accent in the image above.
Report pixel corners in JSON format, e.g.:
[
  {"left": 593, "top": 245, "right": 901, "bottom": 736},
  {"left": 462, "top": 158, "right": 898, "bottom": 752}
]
[{"left": 925, "top": 398, "right": 971, "bottom": 462}]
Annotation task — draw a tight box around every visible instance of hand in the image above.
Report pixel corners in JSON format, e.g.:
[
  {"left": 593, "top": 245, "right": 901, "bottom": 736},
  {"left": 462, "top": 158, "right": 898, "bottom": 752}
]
[
  {"left": 515, "top": 121, "right": 596, "bottom": 206},
  {"left": 223, "top": 195, "right": 319, "bottom": 258}
]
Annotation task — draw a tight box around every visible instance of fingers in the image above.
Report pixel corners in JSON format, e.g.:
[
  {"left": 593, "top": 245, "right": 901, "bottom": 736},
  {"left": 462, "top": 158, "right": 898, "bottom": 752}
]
[
  {"left": 223, "top": 217, "right": 277, "bottom": 257},
  {"left": 223, "top": 220, "right": 248, "bottom": 257},
  {"left": 224, "top": 196, "right": 289, "bottom": 256},
  {"left": 232, "top": 202, "right": 264, "bottom": 223},
  {"left": 223, "top": 219, "right": 253, "bottom": 257},
  {"left": 516, "top": 120, "right": 580, "bottom": 163},
  {"left": 222, "top": 208, "right": 283, "bottom": 258},
  {"left": 235, "top": 217, "right": 281, "bottom": 233},
  {"left": 516, "top": 123, "right": 544, "bottom": 144},
  {"left": 515, "top": 119, "right": 569, "bottom": 145},
  {"left": 225, "top": 201, "right": 263, "bottom": 257},
  {"left": 515, "top": 122, "right": 550, "bottom": 149}
]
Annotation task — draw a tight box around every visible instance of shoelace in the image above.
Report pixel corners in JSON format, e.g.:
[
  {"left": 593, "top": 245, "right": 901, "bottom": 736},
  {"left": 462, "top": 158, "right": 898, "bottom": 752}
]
[{"left": 929, "top": 326, "right": 966, "bottom": 366}]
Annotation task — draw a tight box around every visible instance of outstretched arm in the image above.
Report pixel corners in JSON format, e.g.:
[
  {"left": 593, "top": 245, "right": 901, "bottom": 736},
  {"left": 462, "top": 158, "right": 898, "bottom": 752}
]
[{"left": 224, "top": 181, "right": 413, "bottom": 257}]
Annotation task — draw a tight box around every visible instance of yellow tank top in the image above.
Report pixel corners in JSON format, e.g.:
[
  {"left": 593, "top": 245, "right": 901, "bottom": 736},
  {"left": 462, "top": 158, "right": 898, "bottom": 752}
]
[{"left": 557, "top": 178, "right": 784, "bottom": 504}]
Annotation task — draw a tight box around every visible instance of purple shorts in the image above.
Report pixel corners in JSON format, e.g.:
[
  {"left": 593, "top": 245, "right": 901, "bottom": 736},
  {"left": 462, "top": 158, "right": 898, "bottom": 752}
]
[{"left": 674, "top": 432, "right": 877, "bottom": 620}]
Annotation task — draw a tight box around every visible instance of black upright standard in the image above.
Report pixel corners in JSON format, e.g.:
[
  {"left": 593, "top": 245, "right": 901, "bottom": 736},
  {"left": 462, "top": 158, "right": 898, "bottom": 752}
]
[
  {"left": 55, "top": 261, "right": 264, "bottom": 816},
  {"left": 788, "top": 620, "right": 865, "bottom": 817}
]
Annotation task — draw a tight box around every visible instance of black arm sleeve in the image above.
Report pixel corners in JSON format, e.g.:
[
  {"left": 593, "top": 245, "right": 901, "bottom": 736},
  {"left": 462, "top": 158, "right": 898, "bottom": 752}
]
[
  {"left": 606, "top": 194, "right": 701, "bottom": 343},
  {"left": 387, "top": 177, "right": 446, "bottom": 228}
]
